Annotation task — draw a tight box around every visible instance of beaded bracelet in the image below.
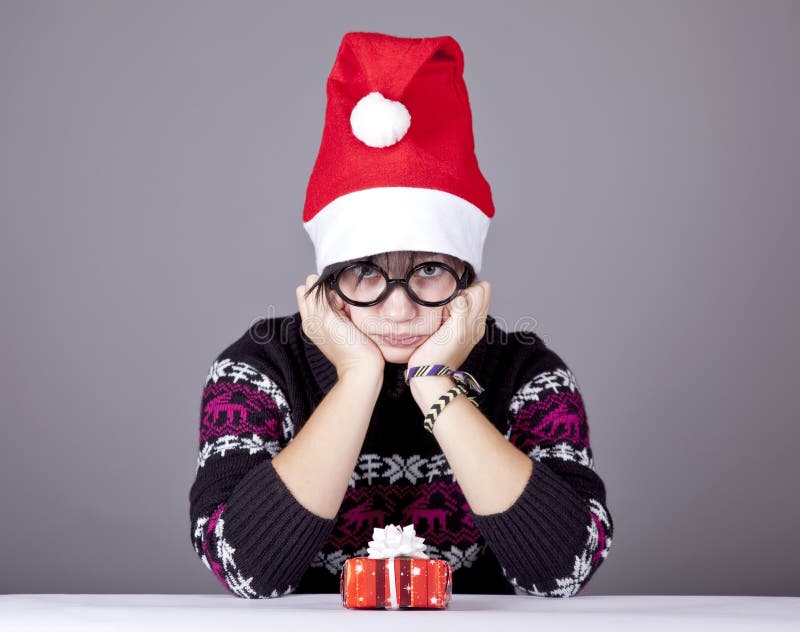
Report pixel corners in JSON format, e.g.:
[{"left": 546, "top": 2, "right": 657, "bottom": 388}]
[{"left": 405, "top": 364, "right": 484, "bottom": 433}]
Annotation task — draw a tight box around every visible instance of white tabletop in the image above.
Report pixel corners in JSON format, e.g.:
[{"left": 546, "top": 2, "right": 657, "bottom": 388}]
[{"left": 1, "top": 593, "right": 798, "bottom": 631}]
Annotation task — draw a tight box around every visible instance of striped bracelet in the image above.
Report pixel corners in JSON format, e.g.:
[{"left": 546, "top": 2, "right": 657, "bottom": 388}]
[
  {"left": 404, "top": 364, "right": 485, "bottom": 398},
  {"left": 405, "top": 364, "right": 484, "bottom": 433},
  {"left": 422, "top": 384, "right": 469, "bottom": 433}
]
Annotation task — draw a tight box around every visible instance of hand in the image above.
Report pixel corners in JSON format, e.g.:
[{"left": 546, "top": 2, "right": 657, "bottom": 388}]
[
  {"left": 296, "top": 274, "right": 385, "bottom": 380},
  {"left": 407, "top": 280, "right": 491, "bottom": 373}
]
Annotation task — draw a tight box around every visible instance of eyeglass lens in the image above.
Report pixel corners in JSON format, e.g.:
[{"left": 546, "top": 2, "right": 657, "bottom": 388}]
[{"left": 337, "top": 262, "right": 458, "bottom": 304}]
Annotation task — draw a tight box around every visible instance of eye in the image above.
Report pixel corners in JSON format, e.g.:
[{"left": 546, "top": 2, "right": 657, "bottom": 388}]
[
  {"left": 417, "top": 264, "right": 443, "bottom": 278},
  {"left": 354, "top": 264, "right": 378, "bottom": 279}
]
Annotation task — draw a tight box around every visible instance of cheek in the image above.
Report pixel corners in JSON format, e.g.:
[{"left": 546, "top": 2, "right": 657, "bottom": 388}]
[{"left": 345, "top": 306, "right": 369, "bottom": 331}]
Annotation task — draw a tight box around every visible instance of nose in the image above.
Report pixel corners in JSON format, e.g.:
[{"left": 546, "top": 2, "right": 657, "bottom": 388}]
[{"left": 379, "top": 283, "right": 417, "bottom": 320}]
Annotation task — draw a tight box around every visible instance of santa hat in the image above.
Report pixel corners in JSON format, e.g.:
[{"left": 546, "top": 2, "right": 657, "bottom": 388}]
[{"left": 302, "top": 32, "right": 494, "bottom": 275}]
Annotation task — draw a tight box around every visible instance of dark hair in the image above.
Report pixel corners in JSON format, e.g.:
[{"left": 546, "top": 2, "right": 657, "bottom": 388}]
[{"left": 303, "top": 250, "right": 478, "bottom": 309}]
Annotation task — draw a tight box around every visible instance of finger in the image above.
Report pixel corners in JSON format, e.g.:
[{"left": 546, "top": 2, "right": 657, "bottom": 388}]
[
  {"left": 476, "top": 282, "right": 490, "bottom": 310},
  {"left": 296, "top": 285, "right": 310, "bottom": 320},
  {"left": 460, "top": 289, "right": 483, "bottom": 341},
  {"left": 459, "top": 293, "right": 473, "bottom": 343},
  {"left": 479, "top": 281, "right": 491, "bottom": 312},
  {"left": 460, "top": 288, "right": 478, "bottom": 315},
  {"left": 298, "top": 280, "right": 316, "bottom": 303},
  {"left": 452, "top": 295, "right": 470, "bottom": 343},
  {"left": 329, "top": 290, "right": 345, "bottom": 311}
]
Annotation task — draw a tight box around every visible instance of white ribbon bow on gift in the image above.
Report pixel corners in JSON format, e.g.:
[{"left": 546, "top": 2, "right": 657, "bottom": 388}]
[{"left": 367, "top": 524, "right": 429, "bottom": 609}]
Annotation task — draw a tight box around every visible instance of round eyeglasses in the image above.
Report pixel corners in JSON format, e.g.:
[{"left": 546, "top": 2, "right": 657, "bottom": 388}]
[{"left": 328, "top": 260, "right": 468, "bottom": 307}]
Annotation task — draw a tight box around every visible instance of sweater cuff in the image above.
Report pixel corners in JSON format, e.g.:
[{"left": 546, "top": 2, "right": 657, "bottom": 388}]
[
  {"left": 222, "top": 458, "right": 336, "bottom": 593},
  {"left": 469, "top": 459, "right": 589, "bottom": 583}
]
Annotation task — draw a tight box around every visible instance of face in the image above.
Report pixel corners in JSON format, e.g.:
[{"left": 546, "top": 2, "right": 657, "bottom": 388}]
[{"left": 329, "top": 253, "right": 465, "bottom": 364}]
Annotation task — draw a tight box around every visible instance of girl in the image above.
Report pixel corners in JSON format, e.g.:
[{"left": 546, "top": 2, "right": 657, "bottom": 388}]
[{"left": 189, "top": 31, "right": 613, "bottom": 599}]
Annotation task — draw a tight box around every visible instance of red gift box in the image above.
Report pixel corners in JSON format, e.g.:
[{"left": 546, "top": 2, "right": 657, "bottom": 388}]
[{"left": 340, "top": 556, "right": 452, "bottom": 609}]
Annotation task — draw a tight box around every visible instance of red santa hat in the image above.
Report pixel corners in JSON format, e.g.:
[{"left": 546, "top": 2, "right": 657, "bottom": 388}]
[{"left": 302, "top": 32, "right": 495, "bottom": 275}]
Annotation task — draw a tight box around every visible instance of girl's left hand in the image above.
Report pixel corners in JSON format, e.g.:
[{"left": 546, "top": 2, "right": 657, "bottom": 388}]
[{"left": 407, "top": 280, "right": 491, "bottom": 372}]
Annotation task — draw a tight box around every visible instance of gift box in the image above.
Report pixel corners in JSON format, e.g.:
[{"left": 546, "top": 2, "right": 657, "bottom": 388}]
[
  {"left": 340, "top": 524, "right": 453, "bottom": 610},
  {"left": 341, "top": 556, "right": 452, "bottom": 609}
]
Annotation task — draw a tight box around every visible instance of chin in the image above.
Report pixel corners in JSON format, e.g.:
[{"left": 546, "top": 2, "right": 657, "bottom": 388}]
[{"left": 380, "top": 347, "right": 415, "bottom": 364}]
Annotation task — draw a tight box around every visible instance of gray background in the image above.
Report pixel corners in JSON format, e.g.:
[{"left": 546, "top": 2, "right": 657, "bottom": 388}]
[{"left": 1, "top": 0, "right": 798, "bottom": 596}]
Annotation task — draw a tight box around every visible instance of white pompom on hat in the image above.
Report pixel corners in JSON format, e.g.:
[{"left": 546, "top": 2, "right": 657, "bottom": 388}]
[{"left": 350, "top": 92, "right": 411, "bottom": 148}]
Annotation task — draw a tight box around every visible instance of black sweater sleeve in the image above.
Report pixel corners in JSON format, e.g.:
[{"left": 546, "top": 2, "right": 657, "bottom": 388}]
[
  {"left": 189, "top": 353, "right": 336, "bottom": 598},
  {"left": 469, "top": 358, "right": 614, "bottom": 597}
]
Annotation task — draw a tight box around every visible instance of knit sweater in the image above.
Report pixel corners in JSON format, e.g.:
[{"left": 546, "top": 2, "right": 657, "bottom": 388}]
[{"left": 189, "top": 312, "right": 613, "bottom": 598}]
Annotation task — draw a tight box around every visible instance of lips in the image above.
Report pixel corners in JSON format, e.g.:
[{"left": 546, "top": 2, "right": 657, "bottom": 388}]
[{"left": 377, "top": 334, "right": 424, "bottom": 346}]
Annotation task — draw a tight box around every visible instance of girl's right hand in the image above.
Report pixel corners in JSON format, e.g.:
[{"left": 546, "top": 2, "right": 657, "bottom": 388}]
[{"left": 296, "top": 274, "right": 385, "bottom": 380}]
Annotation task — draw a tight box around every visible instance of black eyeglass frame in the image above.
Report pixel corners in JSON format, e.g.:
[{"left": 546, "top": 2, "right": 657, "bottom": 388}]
[{"left": 327, "top": 260, "right": 469, "bottom": 307}]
